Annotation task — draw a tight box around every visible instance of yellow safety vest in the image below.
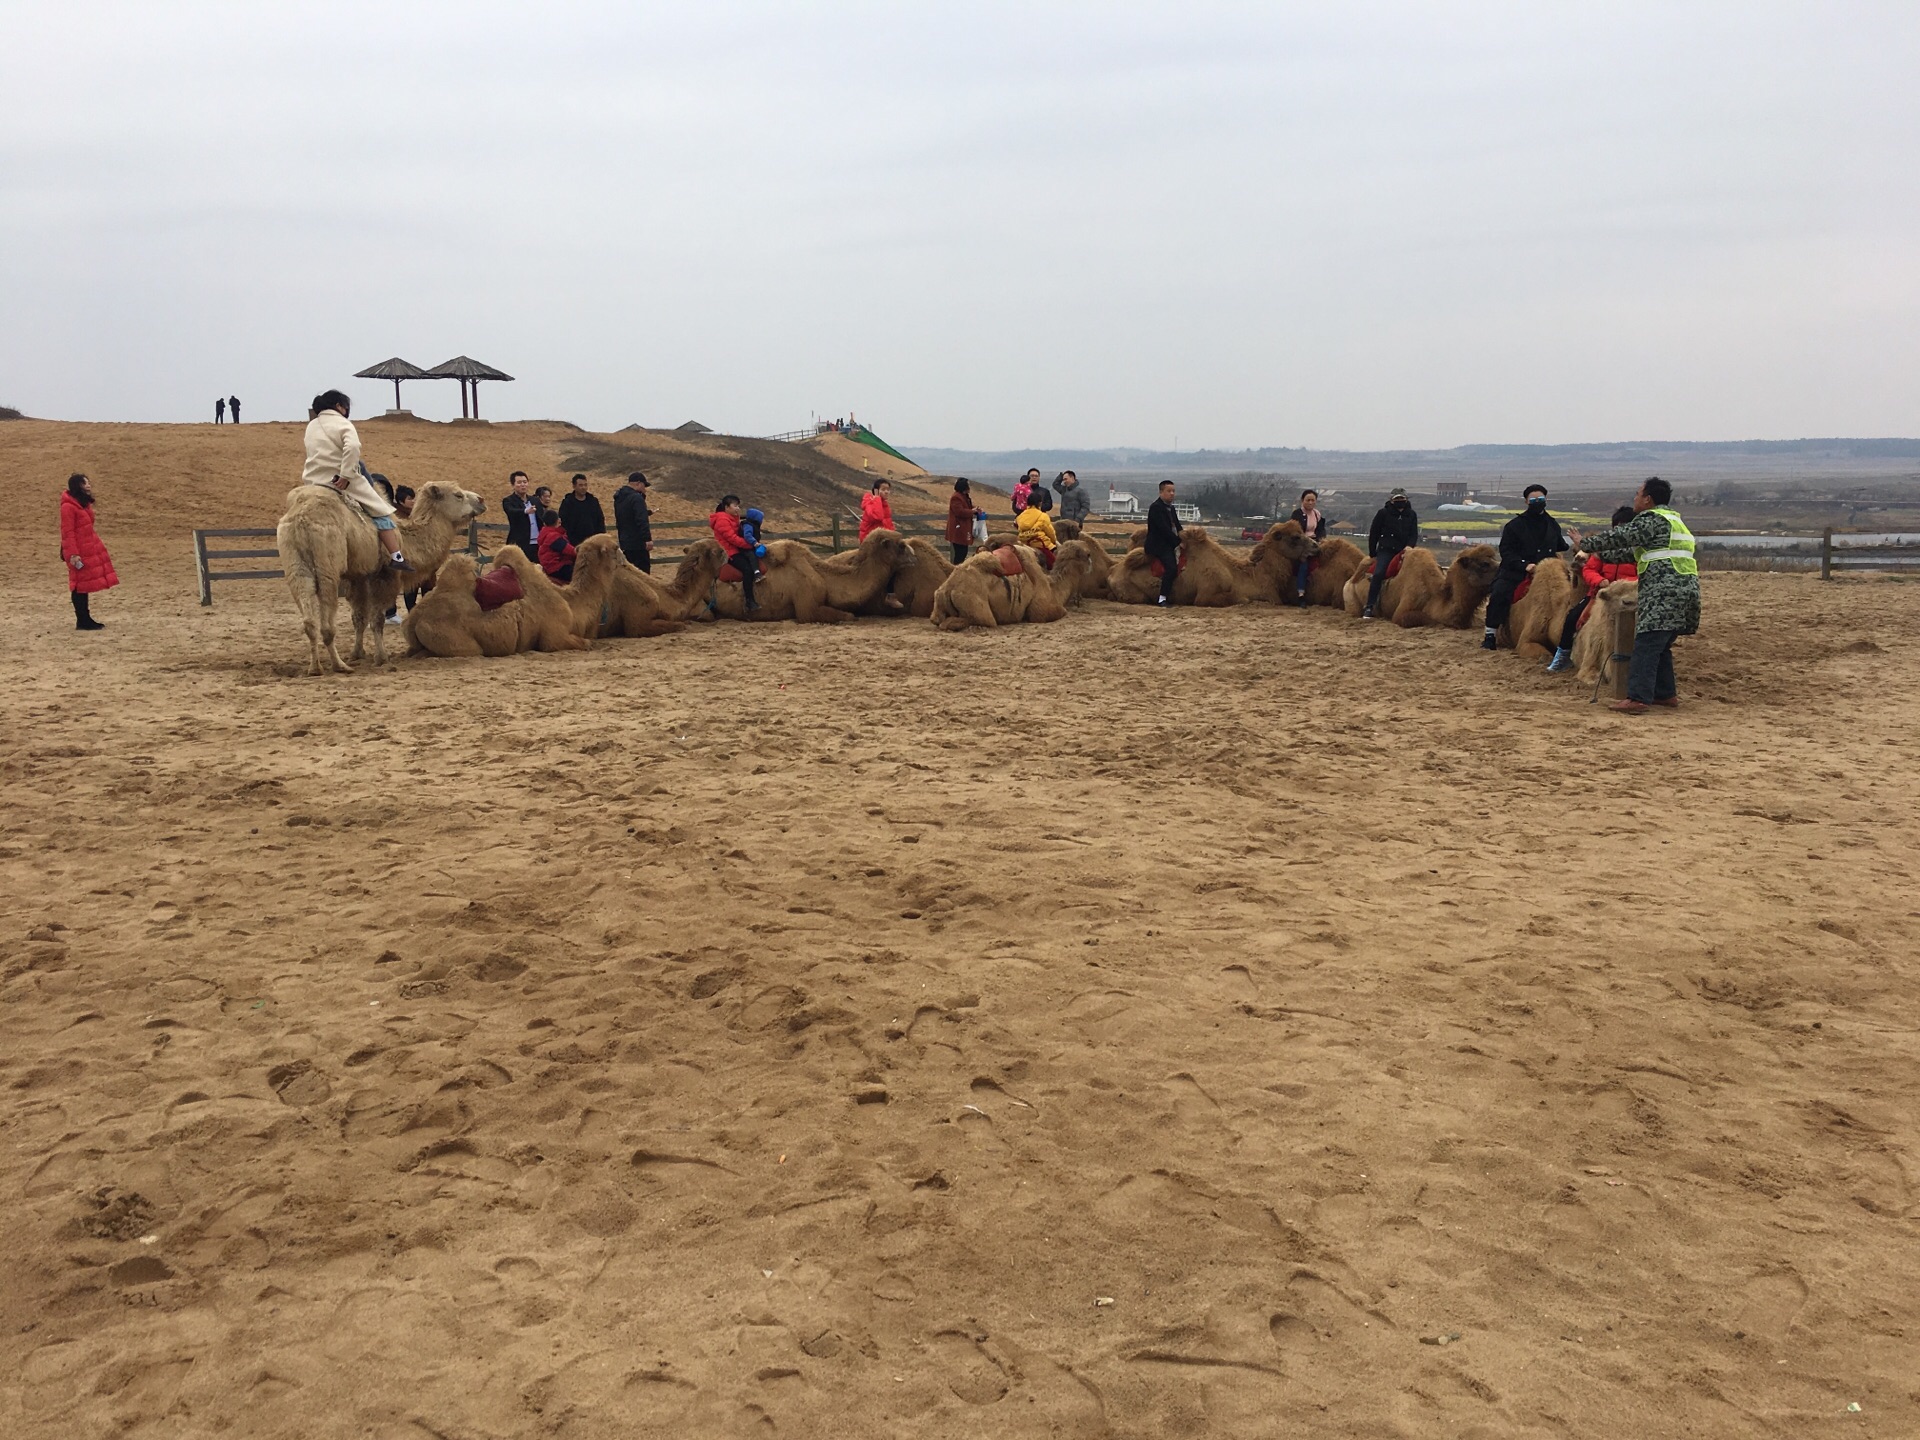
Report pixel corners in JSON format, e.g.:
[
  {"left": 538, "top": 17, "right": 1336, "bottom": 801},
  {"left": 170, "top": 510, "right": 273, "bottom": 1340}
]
[{"left": 1635, "top": 506, "right": 1697, "bottom": 575}]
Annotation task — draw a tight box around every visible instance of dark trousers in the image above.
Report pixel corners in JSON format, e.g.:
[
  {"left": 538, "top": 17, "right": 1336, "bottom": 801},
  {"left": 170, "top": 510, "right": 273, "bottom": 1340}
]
[
  {"left": 1557, "top": 597, "right": 1590, "bottom": 653},
  {"left": 729, "top": 550, "right": 757, "bottom": 606},
  {"left": 1365, "top": 549, "right": 1401, "bottom": 610},
  {"left": 517, "top": 539, "right": 539, "bottom": 562},
  {"left": 951, "top": 542, "right": 969, "bottom": 566},
  {"left": 1148, "top": 548, "right": 1178, "bottom": 601},
  {"left": 1484, "top": 567, "right": 1526, "bottom": 630},
  {"left": 1626, "top": 628, "right": 1679, "bottom": 703},
  {"left": 622, "top": 543, "right": 651, "bottom": 573}
]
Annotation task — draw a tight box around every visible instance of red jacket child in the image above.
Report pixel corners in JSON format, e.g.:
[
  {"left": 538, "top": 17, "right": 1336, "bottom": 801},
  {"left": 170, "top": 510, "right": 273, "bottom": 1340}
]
[
  {"left": 1582, "top": 552, "right": 1636, "bottom": 597},
  {"left": 858, "top": 487, "right": 895, "bottom": 541},
  {"left": 537, "top": 519, "right": 575, "bottom": 582}
]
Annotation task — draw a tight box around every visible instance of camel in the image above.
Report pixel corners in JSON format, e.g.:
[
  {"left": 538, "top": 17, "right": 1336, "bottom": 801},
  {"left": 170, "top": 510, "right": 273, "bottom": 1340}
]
[
  {"left": 706, "top": 529, "right": 917, "bottom": 622},
  {"left": 1063, "top": 533, "right": 1114, "bottom": 599},
  {"left": 929, "top": 543, "right": 1092, "bottom": 631},
  {"left": 1299, "top": 536, "right": 1367, "bottom": 607},
  {"left": 1495, "top": 555, "right": 1577, "bottom": 657},
  {"left": 1571, "top": 579, "right": 1638, "bottom": 685},
  {"left": 593, "top": 540, "right": 727, "bottom": 638},
  {"left": 857, "top": 536, "right": 952, "bottom": 617},
  {"left": 1341, "top": 544, "right": 1500, "bottom": 628},
  {"left": 402, "top": 543, "right": 592, "bottom": 658},
  {"left": 276, "top": 480, "right": 485, "bottom": 675},
  {"left": 1106, "top": 523, "right": 1318, "bottom": 607}
]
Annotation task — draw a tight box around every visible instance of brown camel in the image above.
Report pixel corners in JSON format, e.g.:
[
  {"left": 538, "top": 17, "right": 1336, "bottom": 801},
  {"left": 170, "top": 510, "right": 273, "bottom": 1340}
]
[
  {"left": 857, "top": 536, "right": 952, "bottom": 617},
  {"left": 276, "top": 480, "right": 485, "bottom": 674},
  {"left": 1063, "top": 533, "right": 1114, "bottom": 599},
  {"left": 402, "top": 544, "right": 593, "bottom": 658},
  {"left": 1299, "top": 536, "right": 1367, "bottom": 608},
  {"left": 707, "top": 529, "right": 917, "bottom": 622},
  {"left": 594, "top": 539, "right": 728, "bottom": 638},
  {"left": 1342, "top": 545, "right": 1500, "bottom": 628},
  {"left": 1571, "top": 579, "right": 1638, "bottom": 684},
  {"left": 1107, "top": 523, "right": 1317, "bottom": 606},
  {"left": 929, "top": 543, "right": 1092, "bottom": 631},
  {"left": 1495, "top": 555, "right": 1577, "bottom": 657}
]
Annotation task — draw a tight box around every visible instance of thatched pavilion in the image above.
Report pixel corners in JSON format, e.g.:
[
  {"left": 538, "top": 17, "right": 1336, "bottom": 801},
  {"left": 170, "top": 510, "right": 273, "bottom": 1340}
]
[
  {"left": 427, "top": 356, "right": 515, "bottom": 419},
  {"left": 353, "top": 357, "right": 432, "bottom": 414}
]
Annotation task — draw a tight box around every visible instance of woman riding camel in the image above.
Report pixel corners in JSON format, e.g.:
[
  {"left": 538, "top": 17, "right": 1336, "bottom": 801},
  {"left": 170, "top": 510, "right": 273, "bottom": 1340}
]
[{"left": 301, "top": 390, "right": 411, "bottom": 572}]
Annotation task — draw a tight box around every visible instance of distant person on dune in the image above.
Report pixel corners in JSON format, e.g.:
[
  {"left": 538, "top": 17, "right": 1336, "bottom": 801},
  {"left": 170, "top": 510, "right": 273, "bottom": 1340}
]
[
  {"left": 1146, "top": 479, "right": 1183, "bottom": 608},
  {"left": 614, "top": 471, "right": 653, "bottom": 571},
  {"left": 503, "top": 471, "right": 540, "bottom": 561},
  {"left": 61, "top": 474, "right": 118, "bottom": 630},
  {"left": 559, "top": 473, "right": 606, "bottom": 545},
  {"left": 1289, "top": 488, "right": 1328, "bottom": 604},
  {"left": 946, "top": 478, "right": 982, "bottom": 564},
  {"left": 710, "top": 494, "right": 762, "bottom": 612},
  {"left": 1056, "top": 471, "right": 1090, "bottom": 527},
  {"left": 1548, "top": 505, "right": 1636, "bottom": 672},
  {"left": 1575, "top": 477, "right": 1699, "bottom": 713},
  {"left": 1361, "top": 488, "right": 1418, "bottom": 619},
  {"left": 302, "top": 389, "right": 411, "bottom": 572},
  {"left": 1481, "top": 484, "right": 1569, "bottom": 650},
  {"left": 214, "top": 397, "right": 225, "bottom": 424},
  {"left": 229, "top": 395, "right": 241, "bottom": 423}
]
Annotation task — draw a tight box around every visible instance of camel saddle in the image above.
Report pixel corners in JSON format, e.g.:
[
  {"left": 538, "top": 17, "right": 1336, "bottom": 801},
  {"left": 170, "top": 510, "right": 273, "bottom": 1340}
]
[
  {"left": 717, "top": 563, "right": 747, "bottom": 584},
  {"left": 1147, "top": 553, "right": 1188, "bottom": 580},
  {"left": 1512, "top": 573, "right": 1533, "bottom": 604},
  {"left": 991, "top": 546, "right": 1025, "bottom": 578},
  {"left": 1383, "top": 551, "right": 1405, "bottom": 581},
  {"left": 474, "top": 565, "right": 523, "bottom": 611}
]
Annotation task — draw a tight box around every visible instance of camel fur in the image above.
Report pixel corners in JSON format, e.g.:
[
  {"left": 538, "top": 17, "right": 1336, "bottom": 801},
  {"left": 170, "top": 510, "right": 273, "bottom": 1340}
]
[
  {"left": 402, "top": 544, "right": 591, "bottom": 658},
  {"left": 276, "top": 480, "right": 485, "bottom": 674},
  {"left": 929, "top": 543, "right": 1091, "bottom": 631},
  {"left": 595, "top": 540, "right": 727, "bottom": 637},
  {"left": 855, "top": 536, "right": 952, "bottom": 617},
  {"left": 1495, "top": 555, "right": 1577, "bottom": 657},
  {"left": 1301, "top": 536, "right": 1367, "bottom": 607},
  {"left": 1342, "top": 544, "right": 1500, "bottom": 628},
  {"left": 1107, "top": 523, "right": 1318, "bottom": 606},
  {"left": 707, "top": 529, "right": 917, "bottom": 622},
  {"left": 1571, "top": 579, "right": 1638, "bottom": 685}
]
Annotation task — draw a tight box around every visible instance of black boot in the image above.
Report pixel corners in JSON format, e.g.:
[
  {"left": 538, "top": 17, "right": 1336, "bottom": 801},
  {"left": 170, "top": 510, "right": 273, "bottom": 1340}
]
[{"left": 73, "top": 592, "right": 104, "bottom": 631}]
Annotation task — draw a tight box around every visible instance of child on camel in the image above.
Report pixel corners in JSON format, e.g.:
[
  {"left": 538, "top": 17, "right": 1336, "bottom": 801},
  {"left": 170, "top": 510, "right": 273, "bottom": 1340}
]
[
  {"left": 1016, "top": 494, "right": 1060, "bottom": 568},
  {"left": 537, "top": 508, "right": 576, "bottom": 583},
  {"left": 710, "top": 494, "right": 763, "bottom": 611},
  {"left": 1547, "top": 505, "right": 1637, "bottom": 672}
]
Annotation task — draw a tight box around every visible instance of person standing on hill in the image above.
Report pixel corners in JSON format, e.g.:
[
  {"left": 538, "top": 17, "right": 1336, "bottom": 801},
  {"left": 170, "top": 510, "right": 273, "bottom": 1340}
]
[
  {"left": 559, "top": 473, "right": 606, "bottom": 546},
  {"left": 214, "top": 398, "right": 226, "bottom": 424},
  {"left": 859, "top": 478, "right": 896, "bottom": 540},
  {"left": 1146, "top": 478, "right": 1183, "bottom": 607},
  {"left": 502, "top": 471, "right": 540, "bottom": 560},
  {"left": 1361, "top": 487, "right": 1419, "bottom": 619},
  {"left": 1575, "top": 477, "right": 1699, "bottom": 713},
  {"left": 1056, "top": 471, "right": 1090, "bottom": 527},
  {"left": 228, "top": 395, "right": 241, "bottom": 423},
  {"left": 303, "top": 390, "right": 411, "bottom": 572},
  {"left": 946, "top": 478, "right": 981, "bottom": 564},
  {"left": 710, "top": 494, "right": 762, "bottom": 611},
  {"left": 613, "top": 471, "right": 653, "bottom": 571},
  {"left": 60, "top": 475, "right": 118, "bottom": 630},
  {"left": 1481, "top": 484, "right": 1569, "bottom": 649},
  {"left": 1288, "top": 488, "right": 1328, "bottom": 605}
]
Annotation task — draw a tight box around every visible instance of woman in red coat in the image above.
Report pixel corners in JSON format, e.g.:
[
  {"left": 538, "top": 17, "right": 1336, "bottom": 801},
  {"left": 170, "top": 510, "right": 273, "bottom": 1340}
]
[
  {"left": 858, "top": 479, "right": 895, "bottom": 541},
  {"left": 60, "top": 474, "right": 118, "bottom": 630},
  {"left": 944, "top": 477, "right": 981, "bottom": 565}
]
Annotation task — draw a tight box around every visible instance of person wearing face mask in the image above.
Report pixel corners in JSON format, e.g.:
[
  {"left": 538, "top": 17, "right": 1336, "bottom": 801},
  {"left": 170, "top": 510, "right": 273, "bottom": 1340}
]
[
  {"left": 1288, "top": 488, "right": 1328, "bottom": 604},
  {"left": 1361, "top": 488, "right": 1419, "bottom": 618},
  {"left": 1481, "top": 484, "right": 1569, "bottom": 649}
]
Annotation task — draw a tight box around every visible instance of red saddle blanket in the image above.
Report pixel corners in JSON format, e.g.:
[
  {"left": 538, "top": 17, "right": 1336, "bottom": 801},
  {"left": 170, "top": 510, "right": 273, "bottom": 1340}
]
[
  {"left": 992, "top": 546, "right": 1025, "bottom": 578},
  {"left": 1512, "top": 574, "right": 1533, "bottom": 604},
  {"left": 1384, "top": 551, "right": 1405, "bottom": 581},
  {"left": 1147, "top": 553, "right": 1188, "bottom": 580},
  {"left": 718, "top": 563, "right": 746, "bottom": 584},
  {"left": 474, "top": 565, "right": 523, "bottom": 611}
]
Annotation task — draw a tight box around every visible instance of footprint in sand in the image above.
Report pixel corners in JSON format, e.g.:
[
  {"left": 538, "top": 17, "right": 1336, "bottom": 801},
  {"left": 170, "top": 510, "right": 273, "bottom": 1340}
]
[
  {"left": 930, "top": 1330, "right": 1010, "bottom": 1404},
  {"left": 1734, "top": 1268, "right": 1808, "bottom": 1339}
]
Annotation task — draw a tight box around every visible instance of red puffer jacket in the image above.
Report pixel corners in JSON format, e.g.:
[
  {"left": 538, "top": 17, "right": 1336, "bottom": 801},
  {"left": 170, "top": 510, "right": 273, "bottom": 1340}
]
[
  {"left": 1582, "top": 553, "right": 1636, "bottom": 597},
  {"left": 60, "top": 492, "right": 119, "bottom": 594},
  {"left": 859, "top": 491, "right": 894, "bottom": 541},
  {"left": 710, "top": 509, "right": 750, "bottom": 554}
]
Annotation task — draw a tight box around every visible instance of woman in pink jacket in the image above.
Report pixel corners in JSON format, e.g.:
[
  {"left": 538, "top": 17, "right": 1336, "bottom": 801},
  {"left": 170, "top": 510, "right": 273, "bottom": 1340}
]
[{"left": 60, "top": 475, "right": 118, "bottom": 630}]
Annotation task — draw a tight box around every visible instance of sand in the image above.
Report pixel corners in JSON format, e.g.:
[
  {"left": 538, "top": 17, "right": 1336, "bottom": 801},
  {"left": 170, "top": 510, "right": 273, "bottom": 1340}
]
[{"left": 3, "top": 427, "right": 1919, "bottom": 1437}]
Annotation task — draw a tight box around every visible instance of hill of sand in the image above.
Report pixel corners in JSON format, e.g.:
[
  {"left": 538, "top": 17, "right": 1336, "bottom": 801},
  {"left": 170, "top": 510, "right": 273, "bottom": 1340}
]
[
  {"left": 798, "top": 432, "right": 932, "bottom": 485},
  {"left": 3, "top": 420, "right": 1919, "bottom": 1438}
]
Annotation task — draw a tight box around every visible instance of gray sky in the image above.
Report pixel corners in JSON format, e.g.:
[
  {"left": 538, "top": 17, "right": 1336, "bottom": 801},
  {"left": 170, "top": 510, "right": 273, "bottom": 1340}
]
[{"left": 5, "top": 2, "right": 1917, "bottom": 448}]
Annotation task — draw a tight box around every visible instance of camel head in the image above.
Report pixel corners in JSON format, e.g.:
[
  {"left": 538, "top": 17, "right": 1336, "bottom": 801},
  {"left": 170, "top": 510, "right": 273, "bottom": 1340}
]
[
  {"left": 1448, "top": 544, "right": 1500, "bottom": 596},
  {"left": 572, "top": 533, "right": 621, "bottom": 587},
  {"left": 412, "top": 482, "right": 486, "bottom": 523},
  {"left": 678, "top": 538, "right": 727, "bottom": 581},
  {"left": 1053, "top": 542, "right": 1094, "bottom": 591},
  {"left": 865, "top": 529, "right": 917, "bottom": 575},
  {"left": 1249, "top": 520, "right": 1318, "bottom": 568}
]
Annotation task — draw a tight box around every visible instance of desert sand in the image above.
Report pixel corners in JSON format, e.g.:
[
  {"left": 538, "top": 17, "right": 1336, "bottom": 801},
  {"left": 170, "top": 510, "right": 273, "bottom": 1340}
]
[{"left": 3, "top": 422, "right": 1918, "bottom": 1438}]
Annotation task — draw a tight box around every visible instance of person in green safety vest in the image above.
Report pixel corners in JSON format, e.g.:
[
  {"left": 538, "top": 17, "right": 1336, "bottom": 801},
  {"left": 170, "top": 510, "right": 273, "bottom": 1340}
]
[{"left": 1573, "top": 476, "right": 1700, "bottom": 714}]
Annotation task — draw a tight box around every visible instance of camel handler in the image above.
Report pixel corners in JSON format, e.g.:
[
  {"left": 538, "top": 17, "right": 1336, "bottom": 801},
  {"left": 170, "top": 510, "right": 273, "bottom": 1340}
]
[
  {"left": 302, "top": 390, "right": 412, "bottom": 572},
  {"left": 1481, "top": 483, "right": 1570, "bottom": 649},
  {"left": 1574, "top": 476, "right": 1699, "bottom": 714}
]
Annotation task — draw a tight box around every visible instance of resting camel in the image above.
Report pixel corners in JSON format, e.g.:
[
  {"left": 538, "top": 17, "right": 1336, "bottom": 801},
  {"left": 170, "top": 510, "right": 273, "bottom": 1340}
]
[
  {"left": 1106, "top": 523, "right": 1318, "bottom": 606},
  {"left": 1495, "top": 555, "right": 1576, "bottom": 657},
  {"left": 857, "top": 536, "right": 951, "bottom": 617},
  {"left": 402, "top": 543, "right": 594, "bottom": 658},
  {"left": 1299, "top": 536, "right": 1367, "bottom": 607},
  {"left": 276, "top": 480, "right": 485, "bottom": 674},
  {"left": 1341, "top": 544, "right": 1500, "bottom": 628},
  {"left": 1571, "top": 579, "right": 1637, "bottom": 685},
  {"left": 707, "top": 529, "right": 916, "bottom": 622},
  {"left": 593, "top": 540, "right": 727, "bottom": 638},
  {"left": 929, "top": 543, "right": 1092, "bottom": 631}
]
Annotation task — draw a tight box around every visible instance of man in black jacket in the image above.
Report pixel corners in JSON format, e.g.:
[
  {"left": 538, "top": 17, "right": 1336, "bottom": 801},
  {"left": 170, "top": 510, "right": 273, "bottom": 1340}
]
[
  {"left": 1362, "top": 488, "right": 1419, "bottom": 618},
  {"left": 1481, "top": 484, "right": 1569, "bottom": 649},
  {"left": 1145, "top": 479, "right": 1183, "bottom": 607},
  {"left": 613, "top": 471, "right": 653, "bottom": 571},
  {"left": 502, "top": 470, "right": 540, "bottom": 560},
  {"left": 558, "top": 474, "right": 607, "bottom": 546}
]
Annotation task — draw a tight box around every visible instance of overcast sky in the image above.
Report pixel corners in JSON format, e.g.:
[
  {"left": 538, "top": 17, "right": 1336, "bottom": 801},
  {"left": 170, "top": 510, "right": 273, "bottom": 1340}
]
[{"left": 4, "top": 2, "right": 1917, "bottom": 448}]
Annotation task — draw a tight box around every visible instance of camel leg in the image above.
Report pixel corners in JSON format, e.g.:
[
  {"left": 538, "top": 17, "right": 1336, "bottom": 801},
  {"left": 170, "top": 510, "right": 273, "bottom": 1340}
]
[
  {"left": 631, "top": 619, "right": 686, "bottom": 637},
  {"left": 313, "top": 572, "right": 352, "bottom": 673}
]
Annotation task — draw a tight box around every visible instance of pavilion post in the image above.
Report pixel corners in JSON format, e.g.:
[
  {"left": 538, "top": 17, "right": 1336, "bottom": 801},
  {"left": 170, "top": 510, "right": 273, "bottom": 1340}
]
[
  {"left": 472, "top": 382, "right": 481, "bottom": 420},
  {"left": 393, "top": 377, "right": 403, "bottom": 410}
]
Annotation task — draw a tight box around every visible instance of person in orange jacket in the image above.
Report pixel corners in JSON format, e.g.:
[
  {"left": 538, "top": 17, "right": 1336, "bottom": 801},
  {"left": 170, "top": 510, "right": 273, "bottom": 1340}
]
[
  {"left": 1547, "top": 505, "right": 1637, "bottom": 671},
  {"left": 858, "top": 479, "right": 895, "bottom": 541}
]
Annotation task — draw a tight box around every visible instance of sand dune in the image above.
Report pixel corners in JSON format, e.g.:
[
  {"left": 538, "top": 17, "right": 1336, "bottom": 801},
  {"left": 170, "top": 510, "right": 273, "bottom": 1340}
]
[{"left": 3, "top": 425, "right": 1919, "bottom": 1436}]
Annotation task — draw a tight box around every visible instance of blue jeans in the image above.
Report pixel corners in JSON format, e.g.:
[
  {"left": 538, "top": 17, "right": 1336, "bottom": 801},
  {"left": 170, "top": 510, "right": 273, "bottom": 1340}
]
[{"left": 1293, "top": 558, "right": 1310, "bottom": 600}]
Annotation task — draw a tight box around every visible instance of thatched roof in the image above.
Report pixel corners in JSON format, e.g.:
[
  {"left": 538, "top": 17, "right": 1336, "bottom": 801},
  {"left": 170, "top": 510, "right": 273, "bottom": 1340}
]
[
  {"left": 674, "top": 420, "right": 713, "bottom": 434},
  {"left": 427, "top": 356, "right": 514, "bottom": 382},
  {"left": 353, "top": 357, "right": 432, "bottom": 381}
]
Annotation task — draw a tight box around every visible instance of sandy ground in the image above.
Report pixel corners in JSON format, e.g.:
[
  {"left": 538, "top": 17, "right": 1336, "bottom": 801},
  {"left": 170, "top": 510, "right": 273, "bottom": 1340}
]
[{"left": 3, "top": 496, "right": 1920, "bottom": 1436}]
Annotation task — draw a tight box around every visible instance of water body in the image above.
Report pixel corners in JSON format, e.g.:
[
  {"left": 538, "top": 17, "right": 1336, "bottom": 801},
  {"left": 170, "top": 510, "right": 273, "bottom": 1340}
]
[{"left": 1696, "top": 532, "right": 1920, "bottom": 549}]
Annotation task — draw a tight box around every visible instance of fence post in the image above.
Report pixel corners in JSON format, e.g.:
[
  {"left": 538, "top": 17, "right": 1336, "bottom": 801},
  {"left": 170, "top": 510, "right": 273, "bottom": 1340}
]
[
  {"left": 467, "top": 519, "right": 480, "bottom": 556},
  {"left": 1820, "top": 527, "right": 1832, "bottom": 581},
  {"left": 831, "top": 513, "right": 843, "bottom": 553},
  {"left": 195, "top": 531, "right": 212, "bottom": 606}
]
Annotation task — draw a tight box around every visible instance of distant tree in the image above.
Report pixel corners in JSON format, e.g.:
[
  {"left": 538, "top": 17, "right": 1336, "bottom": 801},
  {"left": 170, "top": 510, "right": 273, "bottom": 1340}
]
[{"left": 1188, "top": 471, "right": 1290, "bottom": 517}]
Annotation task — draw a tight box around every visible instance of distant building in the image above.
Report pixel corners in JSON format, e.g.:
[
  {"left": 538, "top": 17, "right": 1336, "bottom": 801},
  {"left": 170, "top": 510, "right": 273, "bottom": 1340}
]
[{"left": 1437, "top": 481, "right": 1470, "bottom": 502}]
